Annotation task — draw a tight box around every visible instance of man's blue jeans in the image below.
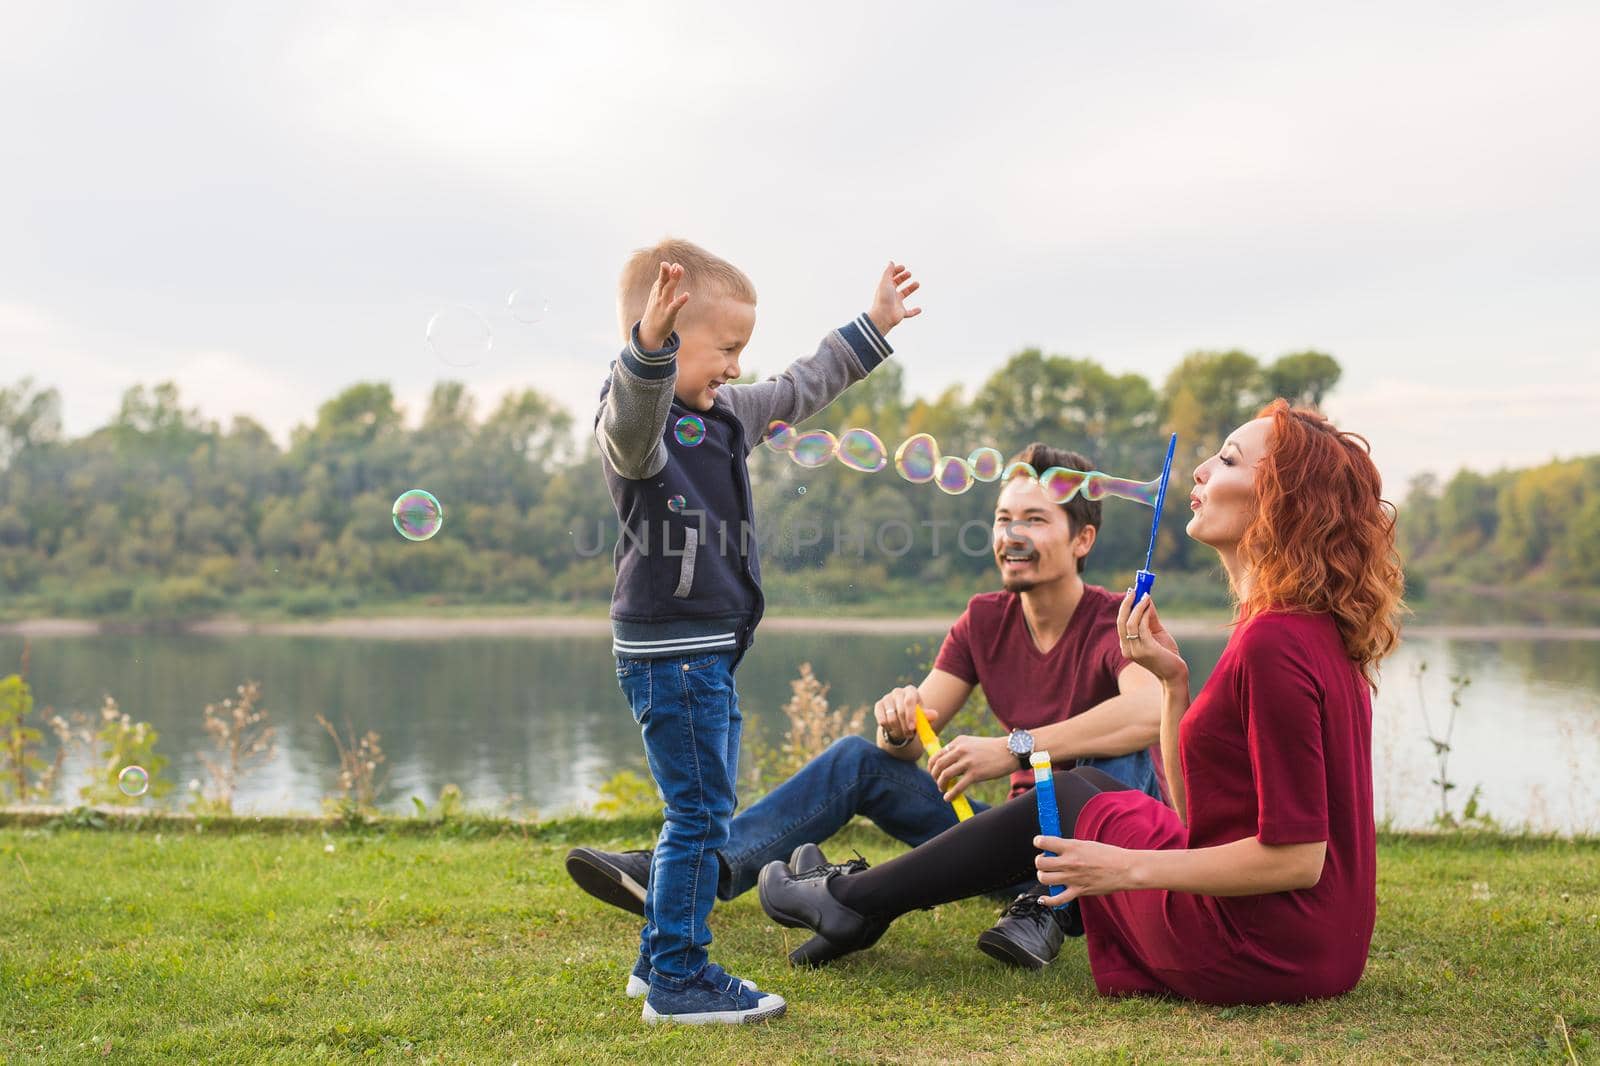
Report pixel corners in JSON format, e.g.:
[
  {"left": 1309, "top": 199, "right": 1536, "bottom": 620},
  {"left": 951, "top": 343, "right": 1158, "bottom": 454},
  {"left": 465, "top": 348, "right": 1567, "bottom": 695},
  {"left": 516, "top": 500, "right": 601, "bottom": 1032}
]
[
  {"left": 617, "top": 650, "right": 742, "bottom": 992},
  {"left": 715, "top": 735, "right": 1164, "bottom": 900}
]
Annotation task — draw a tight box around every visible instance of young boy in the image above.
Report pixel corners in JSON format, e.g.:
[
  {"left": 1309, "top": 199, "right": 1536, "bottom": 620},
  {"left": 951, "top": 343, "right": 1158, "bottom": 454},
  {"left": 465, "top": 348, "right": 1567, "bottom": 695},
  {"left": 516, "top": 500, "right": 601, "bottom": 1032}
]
[{"left": 593, "top": 238, "right": 920, "bottom": 1024}]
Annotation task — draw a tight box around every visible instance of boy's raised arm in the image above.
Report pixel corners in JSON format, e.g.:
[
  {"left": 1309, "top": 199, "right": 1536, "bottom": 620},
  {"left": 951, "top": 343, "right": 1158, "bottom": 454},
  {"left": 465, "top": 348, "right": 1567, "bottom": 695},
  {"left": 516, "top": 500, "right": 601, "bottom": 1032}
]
[
  {"left": 596, "top": 262, "right": 689, "bottom": 480},
  {"left": 722, "top": 262, "right": 920, "bottom": 450}
]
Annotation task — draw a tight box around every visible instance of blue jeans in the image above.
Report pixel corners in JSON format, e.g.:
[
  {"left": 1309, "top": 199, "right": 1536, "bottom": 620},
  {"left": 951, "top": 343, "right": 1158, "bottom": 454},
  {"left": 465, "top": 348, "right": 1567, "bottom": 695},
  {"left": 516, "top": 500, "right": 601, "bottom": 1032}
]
[
  {"left": 617, "top": 651, "right": 742, "bottom": 992},
  {"left": 715, "top": 735, "right": 1164, "bottom": 899}
]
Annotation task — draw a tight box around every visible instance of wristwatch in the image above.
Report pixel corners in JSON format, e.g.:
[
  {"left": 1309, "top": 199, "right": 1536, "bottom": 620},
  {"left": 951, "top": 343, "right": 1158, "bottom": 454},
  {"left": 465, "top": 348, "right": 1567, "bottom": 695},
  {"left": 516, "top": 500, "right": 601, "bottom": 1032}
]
[{"left": 1006, "top": 728, "right": 1035, "bottom": 769}]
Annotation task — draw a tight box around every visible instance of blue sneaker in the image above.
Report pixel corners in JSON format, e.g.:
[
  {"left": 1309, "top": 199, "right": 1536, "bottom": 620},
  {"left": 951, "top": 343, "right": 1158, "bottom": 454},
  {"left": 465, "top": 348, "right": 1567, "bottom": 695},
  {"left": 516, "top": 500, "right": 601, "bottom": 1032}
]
[
  {"left": 641, "top": 963, "right": 785, "bottom": 1025},
  {"left": 626, "top": 954, "right": 756, "bottom": 999}
]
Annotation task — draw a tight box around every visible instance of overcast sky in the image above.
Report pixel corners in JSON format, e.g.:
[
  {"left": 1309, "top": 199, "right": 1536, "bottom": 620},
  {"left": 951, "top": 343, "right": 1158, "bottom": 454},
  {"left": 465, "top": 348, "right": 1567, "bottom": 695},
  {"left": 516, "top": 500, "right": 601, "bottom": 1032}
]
[{"left": 5, "top": 1, "right": 1597, "bottom": 490}]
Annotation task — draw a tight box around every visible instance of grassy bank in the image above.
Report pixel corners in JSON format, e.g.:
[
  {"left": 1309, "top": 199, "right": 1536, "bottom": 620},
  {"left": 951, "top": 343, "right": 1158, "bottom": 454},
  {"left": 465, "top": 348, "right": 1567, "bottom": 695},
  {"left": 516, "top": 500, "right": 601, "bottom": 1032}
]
[
  {"left": 2, "top": 814, "right": 1597, "bottom": 1064},
  {"left": 0, "top": 569, "right": 1236, "bottom": 629}
]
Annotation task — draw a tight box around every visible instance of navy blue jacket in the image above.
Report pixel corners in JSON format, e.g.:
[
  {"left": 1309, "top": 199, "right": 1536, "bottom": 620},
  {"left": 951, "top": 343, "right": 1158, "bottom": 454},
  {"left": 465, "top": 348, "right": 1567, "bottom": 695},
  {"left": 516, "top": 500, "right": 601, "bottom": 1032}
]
[{"left": 595, "top": 315, "right": 892, "bottom": 658}]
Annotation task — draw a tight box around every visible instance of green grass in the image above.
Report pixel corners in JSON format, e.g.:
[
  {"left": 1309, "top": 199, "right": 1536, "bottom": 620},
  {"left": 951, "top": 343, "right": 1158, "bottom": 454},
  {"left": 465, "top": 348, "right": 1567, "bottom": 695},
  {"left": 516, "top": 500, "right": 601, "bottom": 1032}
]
[{"left": 2, "top": 815, "right": 1597, "bottom": 1064}]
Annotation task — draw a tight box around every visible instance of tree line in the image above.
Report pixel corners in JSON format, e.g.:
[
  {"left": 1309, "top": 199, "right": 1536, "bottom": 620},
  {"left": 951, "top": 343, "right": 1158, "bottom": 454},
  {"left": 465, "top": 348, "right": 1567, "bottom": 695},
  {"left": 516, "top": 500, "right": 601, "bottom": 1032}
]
[
  {"left": 3, "top": 345, "right": 1579, "bottom": 621},
  {"left": 1400, "top": 457, "right": 1600, "bottom": 594}
]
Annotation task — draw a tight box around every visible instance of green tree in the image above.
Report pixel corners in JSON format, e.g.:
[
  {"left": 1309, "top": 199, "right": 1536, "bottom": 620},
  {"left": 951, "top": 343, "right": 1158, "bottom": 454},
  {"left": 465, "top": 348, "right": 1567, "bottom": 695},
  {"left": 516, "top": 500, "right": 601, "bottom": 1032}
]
[{"left": 1262, "top": 350, "right": 1342, "bottom": 408}]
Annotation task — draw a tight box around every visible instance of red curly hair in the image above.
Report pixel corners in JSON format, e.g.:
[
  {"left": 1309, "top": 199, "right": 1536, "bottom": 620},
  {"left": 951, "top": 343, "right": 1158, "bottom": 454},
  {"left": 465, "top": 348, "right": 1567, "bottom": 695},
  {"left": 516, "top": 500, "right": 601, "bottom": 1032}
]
[{"left": 1237, "top": 399, "right": 1406, "bottom": 688}]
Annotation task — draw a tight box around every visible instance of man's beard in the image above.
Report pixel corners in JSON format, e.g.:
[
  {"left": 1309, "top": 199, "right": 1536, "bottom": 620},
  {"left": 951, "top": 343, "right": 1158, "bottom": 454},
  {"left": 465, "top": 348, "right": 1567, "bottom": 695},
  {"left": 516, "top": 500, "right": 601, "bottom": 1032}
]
[{"left": 1001, "top": 575, "right": 1038, "bottom": 593}]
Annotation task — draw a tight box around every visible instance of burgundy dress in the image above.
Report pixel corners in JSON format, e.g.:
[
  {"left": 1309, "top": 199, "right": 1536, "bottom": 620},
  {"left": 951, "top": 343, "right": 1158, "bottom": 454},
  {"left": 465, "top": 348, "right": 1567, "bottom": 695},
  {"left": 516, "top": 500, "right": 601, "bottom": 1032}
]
[{"left": 1074, "top": 611, "right": 1377, "bottom": 1004}]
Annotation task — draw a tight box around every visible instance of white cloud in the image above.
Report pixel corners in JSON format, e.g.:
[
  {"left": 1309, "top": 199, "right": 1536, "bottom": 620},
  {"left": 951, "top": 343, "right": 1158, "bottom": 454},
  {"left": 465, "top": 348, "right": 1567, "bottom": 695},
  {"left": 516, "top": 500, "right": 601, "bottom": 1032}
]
[
  {"left": 2, "top": 300, "right": 312, "bottom": 442},
  {"left": 3, "top": 1, "right": 1598, "bottom": 485},
  {"left": 1331, "top": 377, "right": 1600, "bottom": 491}
]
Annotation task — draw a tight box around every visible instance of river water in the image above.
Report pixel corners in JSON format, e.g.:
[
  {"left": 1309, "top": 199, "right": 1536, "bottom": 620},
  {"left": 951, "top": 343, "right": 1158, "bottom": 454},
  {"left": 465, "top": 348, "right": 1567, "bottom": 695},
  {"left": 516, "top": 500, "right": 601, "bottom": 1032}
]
[{"left": 3, "top": 626, "right": 1596, "bottom": 833}]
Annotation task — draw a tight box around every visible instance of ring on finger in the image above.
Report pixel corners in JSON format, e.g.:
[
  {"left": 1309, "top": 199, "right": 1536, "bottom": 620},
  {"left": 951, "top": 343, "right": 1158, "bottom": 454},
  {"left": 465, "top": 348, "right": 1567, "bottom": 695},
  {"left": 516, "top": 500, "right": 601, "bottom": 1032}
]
[{"left": 1125, "top": 632, "right": 1140, "bottom": 640}]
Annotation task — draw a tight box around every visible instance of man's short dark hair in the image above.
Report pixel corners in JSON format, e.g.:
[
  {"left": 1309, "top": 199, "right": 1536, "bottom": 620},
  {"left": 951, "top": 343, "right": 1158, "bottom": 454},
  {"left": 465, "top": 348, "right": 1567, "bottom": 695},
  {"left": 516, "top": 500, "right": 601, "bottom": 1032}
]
[{"left": 1006, "top": 443, "right": 1101, "bottom": 574}]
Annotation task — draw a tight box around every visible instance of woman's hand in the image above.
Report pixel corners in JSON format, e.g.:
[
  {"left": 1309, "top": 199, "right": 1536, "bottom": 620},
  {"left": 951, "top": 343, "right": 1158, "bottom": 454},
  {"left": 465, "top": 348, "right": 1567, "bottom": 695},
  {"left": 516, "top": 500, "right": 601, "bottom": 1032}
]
[
  {"left": 1033, "top": 836, "right": 1139, "bottom": 904},
  {"left": 1116, "top": 592, "right": 1188, "bottom": 685}
]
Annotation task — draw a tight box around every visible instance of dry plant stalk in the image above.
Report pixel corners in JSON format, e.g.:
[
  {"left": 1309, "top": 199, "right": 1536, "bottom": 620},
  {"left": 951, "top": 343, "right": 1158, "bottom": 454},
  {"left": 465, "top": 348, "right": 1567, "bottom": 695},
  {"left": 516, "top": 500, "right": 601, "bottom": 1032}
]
[
  {"left": 0, "top": 642, "right": 69, "bottom": 802},
  {"left": 197, "top": 682, "right": 276, "bottom": 814},
  {"left": 781, "top": 663, "right": 870, "bottom": 765},
  {"left": 315, "top": 713, "right": 387, "bottom": 809}
]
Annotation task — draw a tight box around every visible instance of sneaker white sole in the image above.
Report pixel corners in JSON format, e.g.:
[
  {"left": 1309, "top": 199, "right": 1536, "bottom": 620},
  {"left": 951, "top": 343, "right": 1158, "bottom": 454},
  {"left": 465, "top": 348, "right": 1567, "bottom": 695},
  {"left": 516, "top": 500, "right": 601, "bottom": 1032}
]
[
  {"left": 641, "top": 993, "right": 787, "bottom": 1025},
  {"left": 626, "top": 974, "right": 757, "bottom": 999}
]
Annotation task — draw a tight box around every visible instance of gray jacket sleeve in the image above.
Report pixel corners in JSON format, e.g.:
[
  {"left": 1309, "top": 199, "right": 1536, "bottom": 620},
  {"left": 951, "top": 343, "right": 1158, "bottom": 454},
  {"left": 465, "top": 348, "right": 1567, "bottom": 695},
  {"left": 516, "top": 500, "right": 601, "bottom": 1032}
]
[
  {"left": 595, "top": 325, "right": 679, "bottom": 480},
  {"left": 719, "top": 313, "right": 893, "bottom": 454}
]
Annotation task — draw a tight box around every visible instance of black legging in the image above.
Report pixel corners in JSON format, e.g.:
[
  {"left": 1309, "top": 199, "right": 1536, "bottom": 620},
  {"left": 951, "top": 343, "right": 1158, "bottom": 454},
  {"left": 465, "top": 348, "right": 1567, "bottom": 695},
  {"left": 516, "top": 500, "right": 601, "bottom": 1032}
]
[{"left": 830, "top": 766, "right": 1131, "bottom": 921}]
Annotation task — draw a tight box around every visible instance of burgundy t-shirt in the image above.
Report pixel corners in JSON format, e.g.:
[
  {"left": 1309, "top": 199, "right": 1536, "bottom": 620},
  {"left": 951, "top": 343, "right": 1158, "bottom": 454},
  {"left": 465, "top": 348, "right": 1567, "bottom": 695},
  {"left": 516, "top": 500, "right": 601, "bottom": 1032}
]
[
  {"left": 1075, "top": 611, "right": 1378, "bottom": 1004},
  {"left": 933, "top": 586, "right": 1133, "bottom": 796}
]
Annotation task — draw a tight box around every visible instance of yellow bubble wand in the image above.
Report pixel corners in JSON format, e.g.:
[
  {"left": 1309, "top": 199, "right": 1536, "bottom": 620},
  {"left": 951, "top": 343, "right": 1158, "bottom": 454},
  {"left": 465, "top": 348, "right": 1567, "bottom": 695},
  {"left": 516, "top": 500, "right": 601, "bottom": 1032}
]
[{"left": 914, "top": 705, "right": 974, "bottom": 821}]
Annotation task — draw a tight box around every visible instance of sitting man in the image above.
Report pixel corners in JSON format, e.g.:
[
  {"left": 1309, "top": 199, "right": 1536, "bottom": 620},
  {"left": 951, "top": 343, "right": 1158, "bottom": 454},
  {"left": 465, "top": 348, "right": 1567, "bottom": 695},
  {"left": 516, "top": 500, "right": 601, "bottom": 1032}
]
[{"left": 567, "top": 443, "right": 1164, "bottom": 971}]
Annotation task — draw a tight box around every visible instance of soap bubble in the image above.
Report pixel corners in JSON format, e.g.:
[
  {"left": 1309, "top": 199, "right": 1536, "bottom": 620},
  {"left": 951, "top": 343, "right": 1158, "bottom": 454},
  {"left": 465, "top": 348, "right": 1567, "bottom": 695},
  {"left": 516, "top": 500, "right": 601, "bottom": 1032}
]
[
  {"left": 667, "top": 495, "right": 687, "bottom": 513},
  {"left": 1028, "top": 466, "right": 1165, "bottom": 507},
  {"left": 969, "top": 447, "right": 1004, "bottom": 482},
  {"left": 1040, "top": 467, "right": 1088, "bottom": 504},
  {"left": 392, "top": 489, "right": 444, "bottom": 542},
  {"left": 425, "top": 306, "right": 493, "bottom": 367},
  {"left": 1002, "top": 461, "right": 1039, "bottom": 483},
  {"left": 1082, "top": 472, "right": 1163, "bottom": 506},
  {"left": 936, "top": 456, "right": 975, "bottom": 495},
  {"left": 791, "top": 430, "right": 839, "bottom": 468},
  {"left": 797, "top": 486, "right": 807, "bottom": 495},
  {"left": 118, "top": 765, "right": 150, "bottom": 798},
  {"left": 674, "top": 415, "right": 706, "bottom": 447},
  {"left": 506, "top": 287, "right": 548, "bottom": 325},
  {"left": 766, "top": 421, "right": 795, "bottom": 452},
  {"left": 894, "top": 433, "right": 939, "bottom": 484},
  {"left": 837, "top": 428, "right": 888, "bottom": 473}
]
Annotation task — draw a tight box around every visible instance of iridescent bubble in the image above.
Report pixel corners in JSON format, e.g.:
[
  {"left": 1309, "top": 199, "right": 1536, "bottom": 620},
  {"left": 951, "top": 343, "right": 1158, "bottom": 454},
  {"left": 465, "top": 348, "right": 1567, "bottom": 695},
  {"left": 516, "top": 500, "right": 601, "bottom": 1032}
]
[
  {"left": 791, "top": 430, "right": 839, "bottom": 468},
  {"left": 936, "top": 456, "right": 975, "bottom": 495},
  {"left": 667, "top": 495, "right": 687, "bottom": 513},
  {"left": 766, "top": 421, "right": 795, "bottom": 453},
  {"left": 837, "top": 428, "right": 888, "bottom": 473},
  {"left": 118, "top": 765, "right": 149, "bottom": 798},
  {"left": 1082, "top": 472, "right": 1163, "bottom": 506},
  {"left": 425, "top": 305, "right": 493, "bottom": 368},
  {"left": 894, "top": 433, "right": 939, "bottom": 484},
  {"left": 674, "top": 415, "right": 706, "bottom": 447},
  {"left": 969, "top": 447, "right": 1004, "bottom": 482},
  {"left": 506, "top": 287, "right": 549, "bottom": 325},
  {"left": 797, "top": 486, "right": 807, "bottom": 495},
  {"left": 1040, "top": 467, "right": 1089, "bottom": 504},
  {"left": 1023, "top": 466, "right": 1165, "bottom": 507},
  {"left": 1002, "top": 461, "right": 1039, "bottom": 483},
  {"left": 392, "top": 489, "right": 444, "bottom": 542}
]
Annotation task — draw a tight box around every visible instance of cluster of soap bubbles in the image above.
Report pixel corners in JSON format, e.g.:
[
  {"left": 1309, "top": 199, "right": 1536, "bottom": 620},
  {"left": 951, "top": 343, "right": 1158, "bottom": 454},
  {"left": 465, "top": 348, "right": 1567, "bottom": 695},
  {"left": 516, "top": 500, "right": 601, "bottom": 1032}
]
[
  {"left": 118, "top": 765, "right": 149, "bottom": 798},
  {"left": 761, "top": 422, "right": 1162, "bottom": 506},
  {"left": 425, "top": 283, "right": 550, "bottom": 368}
]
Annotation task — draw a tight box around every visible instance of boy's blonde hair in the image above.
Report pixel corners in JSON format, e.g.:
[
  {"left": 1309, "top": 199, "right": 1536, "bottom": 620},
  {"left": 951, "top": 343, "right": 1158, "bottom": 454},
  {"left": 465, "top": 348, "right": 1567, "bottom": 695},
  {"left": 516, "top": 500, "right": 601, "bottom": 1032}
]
[{"left": 616, "top": 237, "right": 758, "bottom": 339}]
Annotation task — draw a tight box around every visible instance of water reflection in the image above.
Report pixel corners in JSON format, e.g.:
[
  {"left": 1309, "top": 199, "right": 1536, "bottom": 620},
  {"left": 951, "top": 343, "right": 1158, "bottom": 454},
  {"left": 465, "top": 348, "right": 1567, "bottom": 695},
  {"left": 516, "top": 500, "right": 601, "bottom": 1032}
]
[{"left": 3, "top": 630, "right": 1596, "bottom": 833}]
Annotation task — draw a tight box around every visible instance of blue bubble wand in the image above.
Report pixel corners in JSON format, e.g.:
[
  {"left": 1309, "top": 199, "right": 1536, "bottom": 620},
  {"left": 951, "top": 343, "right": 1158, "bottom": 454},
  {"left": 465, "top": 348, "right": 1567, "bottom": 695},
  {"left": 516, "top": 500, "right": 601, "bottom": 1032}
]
[
  {"left": 1031, "top": 751, "right": 1065, "bottom": 897},
  {"left": 1132, "top": 433, "right": 1178, "bottom": 606}
]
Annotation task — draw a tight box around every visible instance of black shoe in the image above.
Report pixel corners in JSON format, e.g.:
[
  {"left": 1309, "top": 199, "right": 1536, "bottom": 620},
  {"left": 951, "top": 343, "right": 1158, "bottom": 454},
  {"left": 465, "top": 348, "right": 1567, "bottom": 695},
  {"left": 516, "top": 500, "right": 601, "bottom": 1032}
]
[
  {"left": 565, "top": 847, "right": 651, "bottom": 916},
  {"left": 788, "top": 842, "right": 826, "bottom": 874},
  {"left": 975, "top": 892, "right": 1073, "bottom": 970},
  {"left": 787, "top": 842, "right": 870, "bottom": 879},
  {"left": 758, "top": 860, "right": 876, "bottom": 952},
  {"left": 781, "top": 845, "right": 880, "bottom": 967}
]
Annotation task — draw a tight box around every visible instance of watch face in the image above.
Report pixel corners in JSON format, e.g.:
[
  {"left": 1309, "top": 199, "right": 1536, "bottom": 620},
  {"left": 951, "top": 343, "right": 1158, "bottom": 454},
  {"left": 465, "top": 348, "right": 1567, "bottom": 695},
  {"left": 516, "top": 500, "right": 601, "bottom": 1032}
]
[{"left": 1007, "top": 730, "right": 1031, "bottom": 756}]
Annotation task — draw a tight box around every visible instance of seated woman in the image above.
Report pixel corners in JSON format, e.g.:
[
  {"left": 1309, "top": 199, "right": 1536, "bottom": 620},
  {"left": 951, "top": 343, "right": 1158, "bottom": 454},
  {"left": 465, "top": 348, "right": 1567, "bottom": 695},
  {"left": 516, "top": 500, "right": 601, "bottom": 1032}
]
[{"left": 758, "top": 400, "right": 1405, "bottom": 1004}]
